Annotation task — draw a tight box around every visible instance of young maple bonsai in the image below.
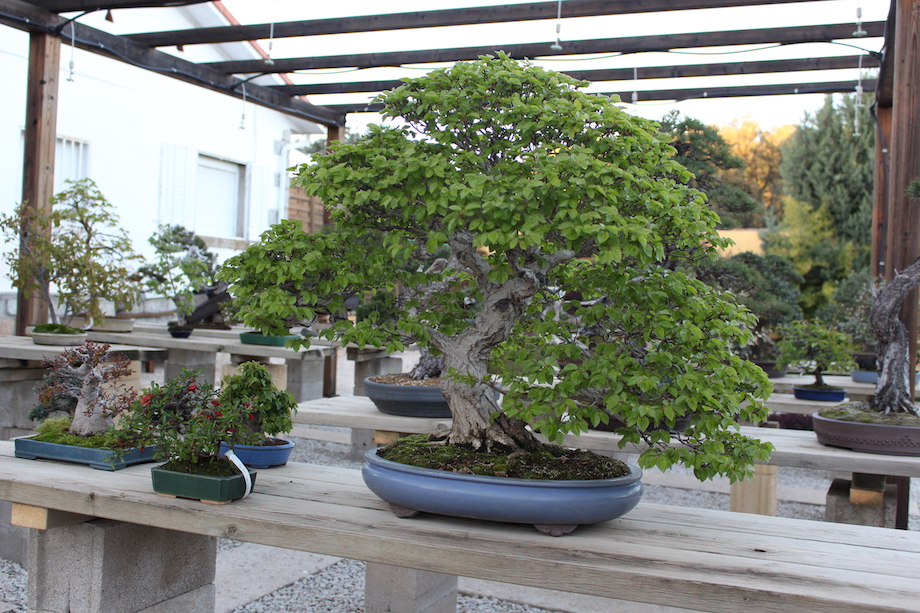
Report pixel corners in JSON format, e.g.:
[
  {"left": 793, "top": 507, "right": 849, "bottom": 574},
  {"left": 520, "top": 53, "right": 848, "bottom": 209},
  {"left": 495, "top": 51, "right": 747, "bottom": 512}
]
[
  {"left": 30, "top": 341, "right": 137, "bottom": 441},
  {"left": 220, "top": 54, "right": 773, "bottom": 482},
  {"left": 0, "top": 179, "right": 144, "bottom": 326}
]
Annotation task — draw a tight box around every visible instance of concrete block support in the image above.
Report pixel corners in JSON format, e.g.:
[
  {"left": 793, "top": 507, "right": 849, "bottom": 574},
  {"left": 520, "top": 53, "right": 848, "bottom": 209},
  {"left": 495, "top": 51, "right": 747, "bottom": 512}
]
[
  {"left": 286, "top": 353, "right": 328, "bottom": 402},
  {"left": 352, "top": 357, "right": 403, "bottom": 396},
  {"left": 28, "top": 519, "right": 216, "bottom": 613},
  {"left": 825, "top": 478, "right": 898, "bottom": 528},
  {"left": 0, "top": 501, "right": 28, "bottom": 567},
  {"left": 365, "top": 562, "right": 458, "bottom": 613},
  {"left": 164, "top": 348, "right": 219, "bottom": 386}
]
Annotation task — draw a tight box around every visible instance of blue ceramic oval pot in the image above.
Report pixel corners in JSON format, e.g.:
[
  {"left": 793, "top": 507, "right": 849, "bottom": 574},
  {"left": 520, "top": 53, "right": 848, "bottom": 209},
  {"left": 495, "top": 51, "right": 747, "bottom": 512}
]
[
  {"left": 792, "top": 387, "right": 846, "bottom": 402},
  {"left": 362, "top": 448, "right": 643, "bottom": 529},
  {"left": 219, "top": 438, "right": 294, "bottom": 468}
]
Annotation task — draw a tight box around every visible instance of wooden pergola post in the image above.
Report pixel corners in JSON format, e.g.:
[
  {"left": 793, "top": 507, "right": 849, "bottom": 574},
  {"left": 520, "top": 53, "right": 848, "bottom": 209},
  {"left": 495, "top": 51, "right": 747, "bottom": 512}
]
[
  {"left": 16, "top": 31, "right": 60, "bottom": 336},
  {"left": 881, "top": 0, "right": 920, "bottom": 387}
]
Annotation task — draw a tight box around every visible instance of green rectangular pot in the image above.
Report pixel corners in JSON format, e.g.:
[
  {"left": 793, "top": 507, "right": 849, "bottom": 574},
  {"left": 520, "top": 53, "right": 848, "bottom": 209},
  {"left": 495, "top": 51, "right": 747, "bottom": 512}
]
[
  {"left": 150, "top": 466, "right": 256, "bottom": 503},
  {"left": 238, "top": 332, "right": 300, "bottom": 346}
]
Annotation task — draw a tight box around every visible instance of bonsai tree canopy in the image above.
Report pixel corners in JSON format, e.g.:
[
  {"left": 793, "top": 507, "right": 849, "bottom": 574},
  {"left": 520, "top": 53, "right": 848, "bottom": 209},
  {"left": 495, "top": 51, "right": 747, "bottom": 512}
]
[
  {"left": 218, "top": 361, "right": 297, "bottom": 443},
  {"left": 776, "top": 320, "right": 855, "bottom": 388},
  {"left": 221, "top": 54, "right": 773, "bottom": 482},
  {"left": 34, "top": 341, "right": 137, "bottom": 437},
  {"left": 139, "top": 224, "right": 221, "bottom": 327},
  {"left": 0, "top": 179, "right": 144, "bottom": 325}
]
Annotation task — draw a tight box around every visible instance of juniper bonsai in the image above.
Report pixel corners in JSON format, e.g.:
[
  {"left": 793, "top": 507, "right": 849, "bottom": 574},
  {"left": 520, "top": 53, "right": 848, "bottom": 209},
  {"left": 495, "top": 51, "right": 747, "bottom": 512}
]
[{"left": 220, "top": 54, "right": 773, "bottom": 482}]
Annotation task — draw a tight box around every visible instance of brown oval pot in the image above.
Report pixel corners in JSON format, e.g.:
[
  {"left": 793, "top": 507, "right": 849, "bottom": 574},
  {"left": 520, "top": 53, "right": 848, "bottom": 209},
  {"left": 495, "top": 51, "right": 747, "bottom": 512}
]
[{"left": 812, "top": 413, "right": 920, "bottom": 456}]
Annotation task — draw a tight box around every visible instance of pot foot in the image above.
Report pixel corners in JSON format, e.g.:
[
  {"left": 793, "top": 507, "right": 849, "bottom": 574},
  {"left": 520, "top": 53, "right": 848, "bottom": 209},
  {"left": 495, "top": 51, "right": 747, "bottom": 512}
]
[
  {"left": 389, "top": 503, "right": 420, "bottom": 518},
  {"left": 534, "top": 523, "right": 578, "bottom": 536}
]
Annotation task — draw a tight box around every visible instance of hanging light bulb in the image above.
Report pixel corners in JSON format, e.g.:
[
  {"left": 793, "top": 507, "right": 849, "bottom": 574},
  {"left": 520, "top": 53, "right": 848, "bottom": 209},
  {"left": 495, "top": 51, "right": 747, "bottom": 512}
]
[
  {"left": 265, "top": 20, "right": 275, "bottom": 65},
  {"left": 853, "top": 6, "right": 867, "bottom": 37},
  {"left": 240, "top": 83, "right": 247, "bottom": 130},
  {"left": 550, "top": 0, "right": 563, "bottom": 51},
  {"left": 67, "top": 20, "right": 76, "bottom": 81}
]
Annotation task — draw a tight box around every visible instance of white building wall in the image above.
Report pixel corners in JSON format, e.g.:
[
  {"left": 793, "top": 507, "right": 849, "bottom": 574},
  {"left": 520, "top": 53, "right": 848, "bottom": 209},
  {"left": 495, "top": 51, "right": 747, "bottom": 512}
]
[{"left": 0, "top": 6, "right": 324, "bottom": 312}]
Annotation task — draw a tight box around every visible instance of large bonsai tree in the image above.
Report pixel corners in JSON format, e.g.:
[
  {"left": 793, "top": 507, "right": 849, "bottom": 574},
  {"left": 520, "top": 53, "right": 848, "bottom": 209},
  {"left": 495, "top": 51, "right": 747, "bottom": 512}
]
[{"left": 221, "top": 54, "right": 772, "bottom": 481}]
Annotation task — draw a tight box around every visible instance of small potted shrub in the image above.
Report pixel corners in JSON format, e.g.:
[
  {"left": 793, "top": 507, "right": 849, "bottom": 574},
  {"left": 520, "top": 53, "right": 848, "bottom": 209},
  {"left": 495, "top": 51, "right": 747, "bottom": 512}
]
[
  {"left": 30, "top": 322, "right": 87, "bottom": 346},
  {"left": 817, "top": 271, "right": 882, "bottom": 383},
  {"left": 0, "top": 179, "right": 144, "bottom": 333},
  {"left": 217, "top": 361, "right": 298, "bottom": 468},
  {"left": 139, "top": 224, "right": 222, "bottom": 337},
  {"left": 776, "top": 320, "right": 855, "bottom": 401},
  {"left": 13, "top": 341, "right": 155, "bottom": 470},
  {"left": 113, "top": 369, "right": 257, "bottom": 503}
]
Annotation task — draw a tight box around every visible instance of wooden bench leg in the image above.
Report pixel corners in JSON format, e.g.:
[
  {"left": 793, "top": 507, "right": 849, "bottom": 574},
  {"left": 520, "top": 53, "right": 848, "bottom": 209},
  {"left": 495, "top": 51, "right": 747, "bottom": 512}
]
[
  {"left": 28, "top": 518, "right": 216, "bottom": 613},
  {"left": 729, "top": 464, "right": 778, "bottom": 515},
  {"left": 365, "top": 562, "right": 458, "bottom": 613}
]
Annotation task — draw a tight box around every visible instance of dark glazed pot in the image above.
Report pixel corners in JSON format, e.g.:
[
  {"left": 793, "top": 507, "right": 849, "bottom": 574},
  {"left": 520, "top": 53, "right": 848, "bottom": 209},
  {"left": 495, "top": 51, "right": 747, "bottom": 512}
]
[
  {"left": 363, "top": 377, "right": 452, "bottom": 418},
  {"left": 792, "top": 387, "right": 846, "bottom": 402},
  {"left": 812, "top": 414, "right": 920, "bottom": 456}
]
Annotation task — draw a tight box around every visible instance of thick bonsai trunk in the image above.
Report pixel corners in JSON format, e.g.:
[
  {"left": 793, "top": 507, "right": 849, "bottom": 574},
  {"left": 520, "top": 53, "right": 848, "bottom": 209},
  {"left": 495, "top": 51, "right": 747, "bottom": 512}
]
[
  {"left": 69, "top": 364, "right": 109, "bottom": 436},
  {"left": 870, "top": 258, "right": 920, "bottom": 416},
  {"left": 408, "top": 349, "right": 443, "bottom": 380}
]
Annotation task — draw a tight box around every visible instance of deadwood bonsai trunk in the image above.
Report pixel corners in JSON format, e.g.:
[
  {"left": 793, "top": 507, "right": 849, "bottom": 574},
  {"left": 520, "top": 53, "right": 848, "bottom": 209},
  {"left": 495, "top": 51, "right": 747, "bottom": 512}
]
[{"left": 870, "top": 257, "right": 920, "bottom": 416}]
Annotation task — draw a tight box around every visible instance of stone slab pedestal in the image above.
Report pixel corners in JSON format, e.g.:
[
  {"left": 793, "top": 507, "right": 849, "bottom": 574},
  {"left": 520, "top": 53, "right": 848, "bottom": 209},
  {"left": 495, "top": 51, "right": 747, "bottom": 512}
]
[
  {"left": 285, "top": 352, "right": 328, "bottom": 402},
  {"left": 365, "top": 562, "right": 458, "bottom": 613},
  {"left": 28, "top": 519, "right": 216, "bottom": 613},
  {"left": 825, "top": 478, "right": 898, "bottom": 529},
  {"left": 349, "top": 348, "right": 403, "bottom": 396}
]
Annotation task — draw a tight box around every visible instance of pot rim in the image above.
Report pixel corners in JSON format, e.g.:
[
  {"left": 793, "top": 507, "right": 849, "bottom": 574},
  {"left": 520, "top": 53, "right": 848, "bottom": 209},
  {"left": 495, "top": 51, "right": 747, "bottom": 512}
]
[{"left": 364, "top": 448, "right": 642, "bottom": 488}]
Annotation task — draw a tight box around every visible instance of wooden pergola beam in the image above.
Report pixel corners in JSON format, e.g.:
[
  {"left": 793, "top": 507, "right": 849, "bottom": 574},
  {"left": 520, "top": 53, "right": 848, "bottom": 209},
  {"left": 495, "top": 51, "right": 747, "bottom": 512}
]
[
  {"left": 0, "top": 0, "right": 345, "bottom": 126},
  {"left": 327, "top": 80, "right": 877, "bottom": 114},
  {"left": 126, "top": 0, "right": 828, "bottom": 48},
  {"left": 276, "top": 55, "right": 879, "bottom": 96},
  {"left": 27, "top": 0, "right": 209, "bottom": 11},
  {"left": 201, "top": 21, "right": 886, "bottom": 75}
]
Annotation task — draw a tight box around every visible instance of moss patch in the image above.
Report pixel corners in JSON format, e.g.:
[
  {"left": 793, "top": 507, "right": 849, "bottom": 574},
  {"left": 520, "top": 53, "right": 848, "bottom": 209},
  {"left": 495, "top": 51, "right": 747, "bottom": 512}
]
[
  {"left": 31, "top": 416, "right": 111, "bottom": 449},
  {"left": 160, "top": 456, "right": 242, "bottom": 477},
  {"left": 33, "top": 323, "right": 84, "bottom": 334},
  {"left": 378, "top": 434, "right": 630, "bottom": 480},
  {"left": 819, "top": 402, "right": 920, "bottom": 427}
]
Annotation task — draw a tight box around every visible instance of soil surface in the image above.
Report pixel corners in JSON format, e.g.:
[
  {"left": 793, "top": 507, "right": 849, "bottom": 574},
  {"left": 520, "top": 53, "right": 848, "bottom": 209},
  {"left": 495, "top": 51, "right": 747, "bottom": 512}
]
[
  {"left": 378, "top": 434, "right": 631, "bottom": 480},
  {"left": 370, "top": 373, "right": 441, "bottom": 387}
]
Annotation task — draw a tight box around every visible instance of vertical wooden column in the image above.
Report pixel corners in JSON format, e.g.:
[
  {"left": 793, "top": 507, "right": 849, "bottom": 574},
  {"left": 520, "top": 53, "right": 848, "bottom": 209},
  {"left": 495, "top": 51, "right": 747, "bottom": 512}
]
[
  {"left": 16, "top": 32, "right": 61, "bottom": 336},
  {"left": 322, "top": 124, "right": 346, "bottom": 226},
  {"left": 870, "top": 105, "right": 891, "bottom": 278},
  {"left": 883, "top": 0, "right": 920, "bottom": 391}
]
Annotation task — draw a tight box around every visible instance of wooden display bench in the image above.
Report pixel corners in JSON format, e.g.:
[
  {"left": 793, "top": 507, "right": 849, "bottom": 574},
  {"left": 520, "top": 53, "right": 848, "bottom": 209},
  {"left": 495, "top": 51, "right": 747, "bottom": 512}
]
[
  {"left": 1, "top": 441, "right": 918, "bottom": 613},
  {"left": 292, "top": 396, "right": 920, "bottom": 527}
]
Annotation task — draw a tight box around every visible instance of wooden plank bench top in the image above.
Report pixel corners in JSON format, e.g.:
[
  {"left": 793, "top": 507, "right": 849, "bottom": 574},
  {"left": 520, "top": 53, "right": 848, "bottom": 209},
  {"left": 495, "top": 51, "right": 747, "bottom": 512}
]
[
  {"left": 0, "top": 334, "right": 169, "bottom": 363},
  {"left": 1, "top": 441, "right": 918, "bottom": 613},
  {"left": 85, "top": 329, "right": 334, "bottom": 360},
  {"left": 293, "top": 396, "right": 920, "bottom": 478}
]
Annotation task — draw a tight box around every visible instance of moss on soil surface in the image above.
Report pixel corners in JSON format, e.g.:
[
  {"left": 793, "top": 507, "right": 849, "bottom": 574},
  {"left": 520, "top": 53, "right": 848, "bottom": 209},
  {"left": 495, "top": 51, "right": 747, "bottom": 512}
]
[
  {"left": 819, "top": 402, "right": 920, "bottom": 427},
  {"left": 160, "top": 456, "right": 242, "bottom": 477},
  {"left": 378, "top": 434, "right": 630, "bottom": 480},
  {"left": 31, "top": 416, "right": 111, "bottom": 449}
]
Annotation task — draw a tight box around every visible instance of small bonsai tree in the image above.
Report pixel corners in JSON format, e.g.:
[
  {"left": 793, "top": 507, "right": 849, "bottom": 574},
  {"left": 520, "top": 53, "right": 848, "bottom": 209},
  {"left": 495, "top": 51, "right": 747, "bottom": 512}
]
[
  {"left": 138, "top": 224, "right": 220, "bottom": 328},
  {"left": 218, "top": 361, "right": 297, "bottom": 444},
  {"left": 0, "top": 179, "right": 144, "bottom": 325},
  {"left": 776, "top": 320, "right": 855, "bottom": 389},
  {"left": 112, "top": 369, "right": 251, "bottom": 475},
  {"left": 220, "top": 54, "right": 773, "bottom": 482},
  {"left": 33, "top": 341, "right": 137, "bottom": 437}
]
